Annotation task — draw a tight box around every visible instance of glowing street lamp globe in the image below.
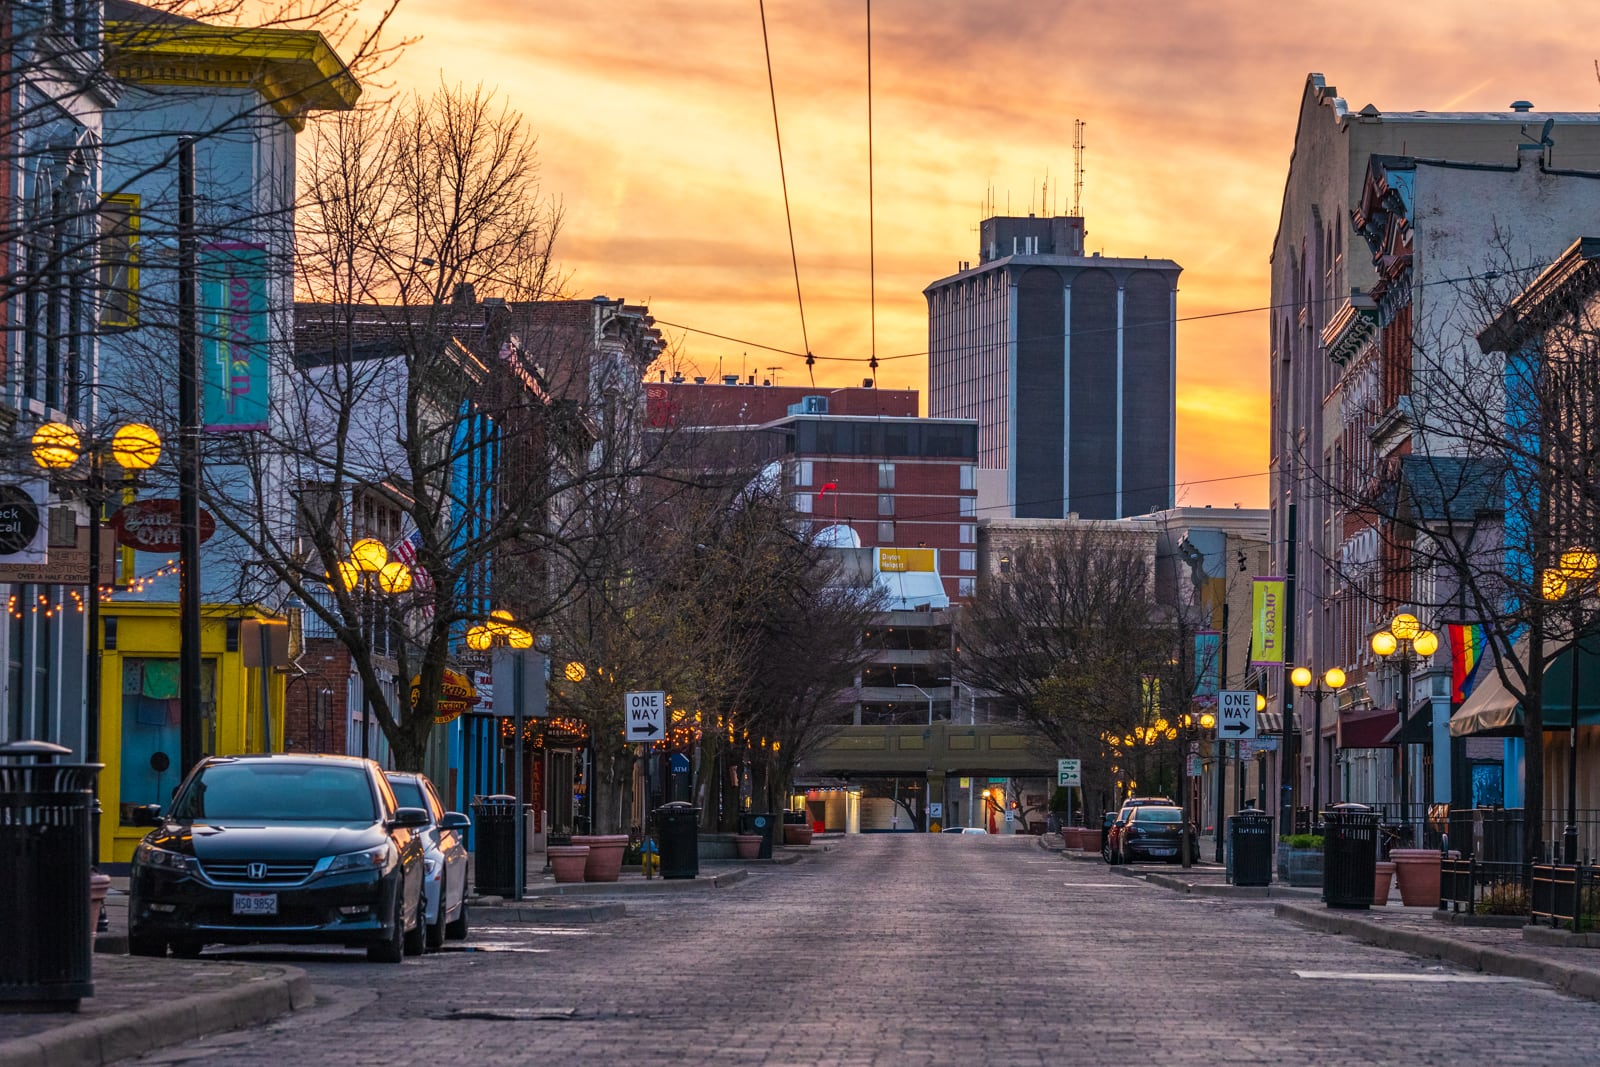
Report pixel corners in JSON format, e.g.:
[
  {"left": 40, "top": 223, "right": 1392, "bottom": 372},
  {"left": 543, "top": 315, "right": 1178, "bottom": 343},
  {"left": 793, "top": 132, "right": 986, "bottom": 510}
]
[
  {"left": 377, "top": 561, "right": 412, "bottom": 594},
  {"left": 1559, "top": 548, "right": 1599, "bottom": 582},
  {"left": 110, "top": 423, "right": 162, "bottom": 470},
  {"left": 1290, "top": 666, "right": 1313, "bottom": 688},
  {"left": 1370, "top": 630, "right": 1398, "bottom": 657},
  {"left": 1325, "top": 667, "right": 1347, "bottom": 689},
  {"left": 31, "top": 422, "right": 81, "bottom": 470},
  {"left": 1412, "top": 630, "right": 1439, "bottom": 657},
  {"left": 1389, "top": 613, "right": 1421, "bottom": 640},
  {"left": 350, "top": 538, "right": 388, "bottom": 573}
]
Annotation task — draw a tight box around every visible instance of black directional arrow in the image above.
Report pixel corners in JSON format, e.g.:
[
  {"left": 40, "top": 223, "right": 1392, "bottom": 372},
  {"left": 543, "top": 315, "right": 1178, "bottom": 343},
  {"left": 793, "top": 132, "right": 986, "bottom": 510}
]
[
  {"left": 1224, "top": 722, "right": 1250, "bottom": 735},
  {"left": 639, "top": 721, "right": 661, "bottom": 737}
]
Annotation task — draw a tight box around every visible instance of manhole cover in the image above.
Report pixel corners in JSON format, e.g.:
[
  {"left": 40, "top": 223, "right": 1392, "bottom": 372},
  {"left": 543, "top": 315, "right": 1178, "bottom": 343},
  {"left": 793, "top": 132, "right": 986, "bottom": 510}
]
[{"left": 440, "top": 1007, "right": 578, "bottom": 1021}]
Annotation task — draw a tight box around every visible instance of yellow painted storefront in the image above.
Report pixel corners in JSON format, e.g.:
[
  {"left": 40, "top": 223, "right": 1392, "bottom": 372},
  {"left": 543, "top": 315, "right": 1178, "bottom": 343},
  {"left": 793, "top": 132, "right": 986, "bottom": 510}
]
[{"left": 98, "top": 602, "right": 286, "bottom": 864}]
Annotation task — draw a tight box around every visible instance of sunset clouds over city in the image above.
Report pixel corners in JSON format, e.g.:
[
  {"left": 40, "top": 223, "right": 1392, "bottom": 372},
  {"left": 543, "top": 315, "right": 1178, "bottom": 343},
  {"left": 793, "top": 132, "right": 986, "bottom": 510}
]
[{"left": 382, "top": 0, "right": 1600, "bottom": 506}]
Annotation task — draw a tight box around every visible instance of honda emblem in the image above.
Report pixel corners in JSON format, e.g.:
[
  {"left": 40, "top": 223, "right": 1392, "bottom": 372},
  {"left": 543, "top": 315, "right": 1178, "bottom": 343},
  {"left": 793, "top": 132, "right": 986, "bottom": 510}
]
[{"left": 247, "top": 862, "right": 268, "bottom": 880}]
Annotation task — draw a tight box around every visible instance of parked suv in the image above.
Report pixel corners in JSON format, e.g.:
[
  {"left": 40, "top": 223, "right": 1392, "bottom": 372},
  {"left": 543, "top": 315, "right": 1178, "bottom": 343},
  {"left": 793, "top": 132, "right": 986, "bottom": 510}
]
[
  {"left": 1103, "top": 796, "right": 1176, "bottom": 864},
  {"left": 128, "top": 754, "right": 428, "bottom": 963}
]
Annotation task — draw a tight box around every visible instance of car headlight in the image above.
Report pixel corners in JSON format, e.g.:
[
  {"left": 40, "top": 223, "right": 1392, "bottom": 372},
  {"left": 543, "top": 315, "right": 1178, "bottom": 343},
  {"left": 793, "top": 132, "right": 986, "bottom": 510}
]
[
  {"left": 135, "top": 842, "right": 196, "bottom": 874},
  {"left": 325, "top": 843, "right": 394, "bottom": 873}
]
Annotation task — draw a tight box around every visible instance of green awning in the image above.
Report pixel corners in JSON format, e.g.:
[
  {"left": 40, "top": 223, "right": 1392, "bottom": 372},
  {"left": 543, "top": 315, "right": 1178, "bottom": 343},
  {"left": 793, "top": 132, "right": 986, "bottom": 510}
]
[{"left": 1449, "top": 636, "right": 1600, "bottom": 737}]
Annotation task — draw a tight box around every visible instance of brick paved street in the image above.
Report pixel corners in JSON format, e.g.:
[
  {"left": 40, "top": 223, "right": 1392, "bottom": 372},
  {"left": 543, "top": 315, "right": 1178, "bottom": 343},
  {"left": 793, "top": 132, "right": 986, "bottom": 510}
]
[{"left": 125, "top": 835, "right": 1600, "bottom": 1065}]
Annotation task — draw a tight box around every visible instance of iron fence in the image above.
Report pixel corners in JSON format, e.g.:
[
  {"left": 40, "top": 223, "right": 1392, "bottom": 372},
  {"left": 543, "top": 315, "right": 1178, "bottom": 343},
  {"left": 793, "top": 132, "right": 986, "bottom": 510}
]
[{"left": 1530, "top": 862, "right": 1600, "bottom": 931}]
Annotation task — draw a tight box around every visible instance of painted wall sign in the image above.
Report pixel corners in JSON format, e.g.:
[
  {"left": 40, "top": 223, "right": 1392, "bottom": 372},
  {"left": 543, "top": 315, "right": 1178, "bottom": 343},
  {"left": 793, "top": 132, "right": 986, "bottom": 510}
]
[
  {"left": 111, "top": 498, "right": 217, "bottom": 551},
  {"left": 201, "top": 242, "right": 270, "bottom": 432}
]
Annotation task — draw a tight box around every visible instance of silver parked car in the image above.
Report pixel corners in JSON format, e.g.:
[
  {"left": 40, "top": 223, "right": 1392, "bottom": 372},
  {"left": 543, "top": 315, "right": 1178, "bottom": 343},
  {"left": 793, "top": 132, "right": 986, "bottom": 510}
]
[{"left": 384, "top": 772, "right": 470, "bottom": 948}]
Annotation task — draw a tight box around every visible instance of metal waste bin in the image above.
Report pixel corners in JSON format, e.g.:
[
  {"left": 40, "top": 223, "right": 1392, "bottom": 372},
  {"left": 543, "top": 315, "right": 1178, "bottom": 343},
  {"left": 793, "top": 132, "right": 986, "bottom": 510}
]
[
  {"left": 1229, "top": 808, "right": 1274, "bottom": 887},
  {"left": 654, "top": 802, "right": 700, "bottom": 880},
  {"left": 740, "top": 812, "right": 775, "bottom": 859},
  {"left": 1322, "top": 802, "right": 1379, "bottom": 909},
  {"left": 471, "top": 794, "right": 522, "bottom": 897},
  {"left": 1, "top": 740, "right": 102, "bottom": 1011}
]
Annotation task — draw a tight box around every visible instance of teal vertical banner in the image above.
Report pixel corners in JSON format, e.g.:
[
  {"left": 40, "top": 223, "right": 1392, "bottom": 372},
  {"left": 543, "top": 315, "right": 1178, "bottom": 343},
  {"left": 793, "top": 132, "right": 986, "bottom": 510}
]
[
  {"left": 1193, "top": 630, "right": 1221, "bottom": 705},
  {"left": 201, "top": 242, "right": 269, "bottom": 432}
]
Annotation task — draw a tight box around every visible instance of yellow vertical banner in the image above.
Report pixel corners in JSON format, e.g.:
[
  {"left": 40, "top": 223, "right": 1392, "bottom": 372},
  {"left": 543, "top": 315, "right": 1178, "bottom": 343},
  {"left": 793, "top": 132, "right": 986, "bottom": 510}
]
[{"left": 1250, "top": 578, "right": 1285, "bottom": 666}]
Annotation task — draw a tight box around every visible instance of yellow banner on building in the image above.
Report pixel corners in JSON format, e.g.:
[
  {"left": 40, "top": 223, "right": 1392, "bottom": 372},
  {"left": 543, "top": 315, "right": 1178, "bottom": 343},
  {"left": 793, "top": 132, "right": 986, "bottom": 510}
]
[
  {"left": 878, "top": 547, "right": 935, "bottom": 573},
  {"left": 1250, "top": 578, "right": 1286, "bottom": 666}
]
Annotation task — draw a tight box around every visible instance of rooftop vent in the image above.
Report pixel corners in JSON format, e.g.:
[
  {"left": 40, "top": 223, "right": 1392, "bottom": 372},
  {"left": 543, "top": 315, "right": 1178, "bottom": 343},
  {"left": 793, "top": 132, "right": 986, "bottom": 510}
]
[
  {"left": 722, "top": 375, "right": 739, "bottom": 385},
  {"left": 1510, "top": 100, "right": 1535, "bottom": 113}
]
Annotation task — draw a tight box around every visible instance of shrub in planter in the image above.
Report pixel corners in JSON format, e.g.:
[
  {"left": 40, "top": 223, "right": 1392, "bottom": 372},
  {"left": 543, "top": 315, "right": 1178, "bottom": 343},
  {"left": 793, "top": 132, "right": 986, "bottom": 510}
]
[{"left": 1475, "top": 882, "right": 1530, "bottom": 916}]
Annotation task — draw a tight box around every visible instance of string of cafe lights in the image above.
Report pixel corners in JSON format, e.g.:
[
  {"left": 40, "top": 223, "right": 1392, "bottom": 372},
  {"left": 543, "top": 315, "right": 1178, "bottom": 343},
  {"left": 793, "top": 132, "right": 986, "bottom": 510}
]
[{"left": 6, "top": 558, "right": 181, "bottom": 619}]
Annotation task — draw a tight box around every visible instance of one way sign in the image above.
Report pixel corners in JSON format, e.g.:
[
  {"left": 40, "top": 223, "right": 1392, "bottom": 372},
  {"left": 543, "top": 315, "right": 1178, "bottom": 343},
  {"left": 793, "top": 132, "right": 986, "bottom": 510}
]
[
  {"left": 625, "top": 691, "right": 666, "bottom": 743},
  {"left": 1218, "top": 690, "right": 1257, "bottom": 739}
]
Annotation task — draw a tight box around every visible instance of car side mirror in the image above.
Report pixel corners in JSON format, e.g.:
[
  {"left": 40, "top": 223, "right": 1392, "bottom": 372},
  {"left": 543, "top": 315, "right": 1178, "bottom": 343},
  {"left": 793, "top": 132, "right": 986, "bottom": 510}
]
[
  {"left": 129, "top": 803, "right": 164, "bottom": 827},
  {"left": 392, "top": 806, "right": 430, "bottom": 828},
  {"left": 439, "top": 811, "right": 471, "bottom": 832}
]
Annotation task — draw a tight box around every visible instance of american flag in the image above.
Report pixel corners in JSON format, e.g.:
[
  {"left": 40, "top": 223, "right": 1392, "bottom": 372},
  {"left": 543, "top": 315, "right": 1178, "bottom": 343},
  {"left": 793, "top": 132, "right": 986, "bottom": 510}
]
[{"left": 391, "top": 525, "right": 435, "bottom": 619}]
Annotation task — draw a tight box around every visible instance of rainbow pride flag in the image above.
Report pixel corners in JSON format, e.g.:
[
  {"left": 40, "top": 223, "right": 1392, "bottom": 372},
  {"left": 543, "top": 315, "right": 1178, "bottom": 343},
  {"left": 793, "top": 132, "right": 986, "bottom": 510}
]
[{"left": 1449, "top": 623, "right": 1486, "bottom": 705}]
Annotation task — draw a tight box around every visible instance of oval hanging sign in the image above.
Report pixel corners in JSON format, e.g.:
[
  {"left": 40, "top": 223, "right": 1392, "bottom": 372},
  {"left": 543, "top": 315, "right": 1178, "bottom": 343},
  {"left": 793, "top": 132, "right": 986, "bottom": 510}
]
[
  {"left": 110, "top": 498, "right": 217, "bottom": 551},
  {"left": 413, "top": 668, "right": 479, "bottom": 725}
]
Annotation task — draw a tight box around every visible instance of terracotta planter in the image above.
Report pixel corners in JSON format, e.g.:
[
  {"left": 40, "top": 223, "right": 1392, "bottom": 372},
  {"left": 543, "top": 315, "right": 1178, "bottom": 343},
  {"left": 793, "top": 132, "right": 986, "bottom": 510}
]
[
  {"left": 783, "top": 824, "right": 813, "bottom": 846},
  {"left": 1373, "top": 861, "right": 1396, "bottom": 905},
  {"left": 571, "top": 834, "right": 628, "bottom": 882},
  {"left": 548, "top": 844, "right": 591, "bottom": 883},
  {"left": 1390, "top": 849, "right": 1443, "bottom": 907},
  {"left": 1069, "top": 827, "right": 1090, "bottom": 850},
  {"left": 734, "top": 833, "right": 763, "bottom": 860}
]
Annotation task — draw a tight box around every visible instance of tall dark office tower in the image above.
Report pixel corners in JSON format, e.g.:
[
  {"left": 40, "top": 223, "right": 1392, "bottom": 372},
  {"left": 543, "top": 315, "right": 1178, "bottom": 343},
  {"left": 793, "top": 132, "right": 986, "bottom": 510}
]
[{"left": 925, "top": 215, "right": 1180, "bottom": 520}]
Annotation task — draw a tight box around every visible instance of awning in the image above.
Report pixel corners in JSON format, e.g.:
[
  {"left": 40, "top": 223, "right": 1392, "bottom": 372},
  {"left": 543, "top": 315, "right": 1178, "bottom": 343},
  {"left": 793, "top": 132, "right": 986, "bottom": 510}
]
[
  {"left": 1388, "top": 703, "right": 1435, "bottom": 745},
  {"left": 1258, "top": 710, "right": 1283, "bottom": 733},
  {"left": 1449, "top": 635, "right": 1600, "bottom": 737},
  {"left": 1339, "top": 709, "right": 1399, "bottom": 748}
]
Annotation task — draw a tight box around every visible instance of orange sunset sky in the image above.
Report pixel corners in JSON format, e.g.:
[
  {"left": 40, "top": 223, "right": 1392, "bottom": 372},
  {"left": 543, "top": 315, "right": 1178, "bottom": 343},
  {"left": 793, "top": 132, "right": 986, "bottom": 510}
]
[{"left": 369, "top": 0, "right": 1600, "bottom": 509}]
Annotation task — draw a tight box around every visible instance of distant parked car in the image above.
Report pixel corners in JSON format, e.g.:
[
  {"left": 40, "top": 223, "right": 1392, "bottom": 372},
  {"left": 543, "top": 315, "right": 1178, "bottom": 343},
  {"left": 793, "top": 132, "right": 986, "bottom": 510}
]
[
  {"left": 1103, "top": 796, "right": 1176, "bottom": 863},
  {"left": 385, "top": 771, "right": 471, "bottom": 949},
  {"left": 128, "top": 754, "right": 428, "bottom": 963},
  {"left": 960, "top": 827, "right": 988, "bottom": 835},
  {"left": 1117, "top": 805, "right": 1191, "bottom": 864},
  {"left": 940, "top": 826, "right": 967, "bottom": 833}
]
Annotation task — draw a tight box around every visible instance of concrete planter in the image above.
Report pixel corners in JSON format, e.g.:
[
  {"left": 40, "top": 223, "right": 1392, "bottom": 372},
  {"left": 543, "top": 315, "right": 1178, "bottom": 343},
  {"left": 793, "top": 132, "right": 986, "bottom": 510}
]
[
  {"left": 1277, "top": 845, "right": 1324, "bottom": 887},
  {"left": 1373, "top": 861, "right": 1396, "bottom": 905},
  {"left": 571, "top": 834, "right": 628, "bottom": 882},
  {"left": 548, "top": 844, "right": 590, "bottom": 883}
]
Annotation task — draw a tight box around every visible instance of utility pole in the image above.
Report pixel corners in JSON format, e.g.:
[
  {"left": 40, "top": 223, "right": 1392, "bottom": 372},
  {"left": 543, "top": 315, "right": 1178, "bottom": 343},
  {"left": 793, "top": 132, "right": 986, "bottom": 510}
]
[
  {"left": 1216, "top": 600, "right": 1229, "bottom": 863},
  {"left": 1278, "top": 502, "right": 1298, "bottom": 839},
  {"left": 177, "top": 138, "right": 204, "bottom": 776}
]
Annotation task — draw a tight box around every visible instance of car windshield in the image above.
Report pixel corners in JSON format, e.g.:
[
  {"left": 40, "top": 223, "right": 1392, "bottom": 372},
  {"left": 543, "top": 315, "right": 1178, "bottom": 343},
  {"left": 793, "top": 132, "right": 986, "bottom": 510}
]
[
  {"left": 170, "top": 762, "right": 376, "bottom": 823},
  {"left": 387, "top": 778, "right": 428, "bottom": 814},
  {"left": 1137, "top": 808, "right": 1184, "bottom": 823}
]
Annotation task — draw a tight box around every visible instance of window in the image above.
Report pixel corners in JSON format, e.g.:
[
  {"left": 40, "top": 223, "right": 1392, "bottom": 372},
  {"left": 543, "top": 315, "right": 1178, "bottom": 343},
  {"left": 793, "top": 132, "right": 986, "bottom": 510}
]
[
  {"left": 878, "top": 521, "right": 895, "bottom": 543},
  {"left": 99, "top": 194, "right": 139, "bottom": 328},
  {"left": 792, "top": 493, "right": 814, "bottom": 514},
  {"left": 960, "top": 465, "right": 977, "bottom": 490},
  {"left": 959, "top": 551, "right": 976, "bottom": 571},
  {"left": 878, "top": 494, "right": 895, "bottom": 516},
  {"left": 960, "top": 497, "right": 976, "bottom": 517},
  {"left": 878, "top": 462, "right": 895, "bottom": 489},
  {"left": 958, "top": 578, "right": 976, "bottom": 598},
  {"left": 959, "top": 524, "right": 976, "bottom": 544},
  {"left": 790, "top": 459, "right": 813, "bottom": 487}
]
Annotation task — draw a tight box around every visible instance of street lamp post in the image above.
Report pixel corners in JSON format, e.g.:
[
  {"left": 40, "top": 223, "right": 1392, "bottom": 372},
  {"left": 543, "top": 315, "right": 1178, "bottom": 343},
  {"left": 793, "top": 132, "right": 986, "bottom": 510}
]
[
  {"left": 1541, "top": 548, "right": 1596, "bottom": 864},
  {"left": 1371, "top": 613, "right": 1438, "bottom": 845},
  {"left": 330, "top": 537, "right": 412, "bottom": 761},
  {"left": 1290, "top": 665, "right": 1346, "bottom": 823},
  {"left": 32, "top": 421, "right": 162, "bottom": 865},
  {"left": 1179, "top": 710, "right": 1214, "bottom": 867},
  {"left": 896, "top": 682, "right": 936, "bottom": 725},
  {"left": 467, "top": 612, "right": 533, "bottom": 899}
]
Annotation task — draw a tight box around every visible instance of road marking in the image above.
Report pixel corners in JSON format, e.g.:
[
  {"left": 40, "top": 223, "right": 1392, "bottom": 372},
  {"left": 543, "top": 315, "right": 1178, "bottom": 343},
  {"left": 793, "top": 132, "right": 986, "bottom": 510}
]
[
  {"left": 1293, "top": 971, "right": 1526, "bottom": 983},
  {"left": 1061, "top": 882, "right": 1146, "bottom": 888}
]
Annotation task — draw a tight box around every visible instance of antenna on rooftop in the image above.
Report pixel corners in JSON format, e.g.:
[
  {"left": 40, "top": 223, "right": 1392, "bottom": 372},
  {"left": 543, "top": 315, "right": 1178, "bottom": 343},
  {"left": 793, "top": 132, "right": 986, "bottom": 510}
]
[
  {"left": 766, "top": 365, "right": 781, "bottom": 387},
  {"left": 1072, "top": 119, "right": 1086, "bottom": 217}
]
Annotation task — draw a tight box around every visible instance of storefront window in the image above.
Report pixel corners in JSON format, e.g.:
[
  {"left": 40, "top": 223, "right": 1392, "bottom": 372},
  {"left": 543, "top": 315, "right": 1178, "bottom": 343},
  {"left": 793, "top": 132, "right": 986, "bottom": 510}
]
[{"left": 119, "top": 657, "right": 217, "bottom": 823}]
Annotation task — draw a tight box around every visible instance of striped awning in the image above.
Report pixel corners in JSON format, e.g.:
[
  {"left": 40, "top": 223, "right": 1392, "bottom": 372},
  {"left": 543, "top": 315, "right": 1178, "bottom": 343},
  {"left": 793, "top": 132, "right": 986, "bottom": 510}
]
[{"left": 1258, "top": 710, "right": 1283, "bottom": 734}]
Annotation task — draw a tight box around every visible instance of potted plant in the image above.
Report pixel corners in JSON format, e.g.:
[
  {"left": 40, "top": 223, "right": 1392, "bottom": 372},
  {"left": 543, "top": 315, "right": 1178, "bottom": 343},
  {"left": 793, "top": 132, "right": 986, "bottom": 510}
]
[
  {"left": 1373, "top": 861, "right": 1396, "bottom": 905},
  {"left": 1277, "top": 834, "right": 1324, "bottom": 887},
  {"left": 734, "top": 833, "right": 763, "bottom": 860},
  {"left": 1390, "top": 848, "right": 1449, "bottom": 906},
  {"left": 571, "top": 834, "right": 628, "bottom": 882},
  {"left": 548, "top": 843, "right": 591, "bottom": 883}
]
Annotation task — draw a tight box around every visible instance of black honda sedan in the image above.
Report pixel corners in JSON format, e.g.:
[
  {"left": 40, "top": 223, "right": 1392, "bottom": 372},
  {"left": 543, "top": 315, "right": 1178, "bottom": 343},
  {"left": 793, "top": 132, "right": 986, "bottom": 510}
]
[{"left": 128, "top": 754, "right": 428, "bottom": 962}]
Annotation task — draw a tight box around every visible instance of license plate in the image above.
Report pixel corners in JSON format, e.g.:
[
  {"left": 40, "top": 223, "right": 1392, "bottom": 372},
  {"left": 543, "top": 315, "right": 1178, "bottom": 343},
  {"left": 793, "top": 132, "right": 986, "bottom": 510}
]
[
  {"left": 233, "top": 892, "right": 278, "bottom": 916},
  {"left": 1149, "top": 848, "right": 1176, "bottom": 856}
]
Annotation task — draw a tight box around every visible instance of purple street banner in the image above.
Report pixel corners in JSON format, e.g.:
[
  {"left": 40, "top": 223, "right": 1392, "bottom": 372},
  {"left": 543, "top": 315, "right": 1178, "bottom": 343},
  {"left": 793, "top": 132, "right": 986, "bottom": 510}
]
[
  {"left": 1250, "top": 577, "right": 1286, "bottom": 666},
  {"left": 201, "top": 242, "right": 269, "bottom": 432},
  {"left": 1193, "top": 630, "right": 1221, "bottom": 705}
]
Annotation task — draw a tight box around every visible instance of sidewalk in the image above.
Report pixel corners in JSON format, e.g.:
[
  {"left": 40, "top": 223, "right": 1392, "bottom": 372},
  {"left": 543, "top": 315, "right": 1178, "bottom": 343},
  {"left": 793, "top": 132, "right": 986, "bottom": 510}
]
[{"left": 1052, "top": 834, "right": 1600, "bottom": 1006}]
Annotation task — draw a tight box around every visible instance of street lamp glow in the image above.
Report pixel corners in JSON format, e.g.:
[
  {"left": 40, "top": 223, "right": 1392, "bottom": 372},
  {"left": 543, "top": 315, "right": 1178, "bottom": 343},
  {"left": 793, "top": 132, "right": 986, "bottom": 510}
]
[
  {"left": 1412, "top": 630, "right": 1439, "bottom": 657},
  {"left": 110, "top": 423, "right": 162, "bottom": 470},
  {"left": 1290, "top": 666, "right": 1312, "bottom": 688},
  {"left": 465, "top": 625, "right": 491, "bottom": 651},
  {"left": 565, "top": 662, "right": 587, "bottom": 683},
  {"left": 1199, "top": 712, "right": 1216, "bottom": 730},
  {"left": 1390, "top": 613, "right": 1421, "bottom": 640},
  {"left": 1542, "top": 568, "right": 1570, "bottom": 601},
  {"left": 377, "top": 560, "right": 412, "bottom": 594},
  {"left": 1559, "top": 548, "right": 1598, "bottom": 581},
  {"left": 1255, "top": 693, "right": 1267, "bottom": 711},
  {"left": 1324, "top": 667, "right": 1347, "bottom": 689},
  {"left": 350, "top": 538, "right": 388, "bottom": 573},
  {"left": 331, "top": 560, "right": 361, "bottom": 590},
  {"left": 31, "top": 422, "right": 81, "bottom": 470},
  {"left": 1370, "top": 630, "right": 1398, "bottom": 657}
]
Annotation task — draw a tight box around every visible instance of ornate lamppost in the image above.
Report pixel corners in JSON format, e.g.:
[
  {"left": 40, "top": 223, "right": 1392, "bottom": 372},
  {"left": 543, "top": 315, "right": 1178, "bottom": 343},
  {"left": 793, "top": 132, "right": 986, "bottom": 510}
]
[
  {"left": 328, "top": 537, "right": 412, "bottom": 760},
  {"left": 467, "top": 611, "right": 534, "bottom": 898},
  {"left": 1290, "top": 665, "right": 1346, "bottom": 823},
  {"left": 1540, "top": 548, "right": 1596, "bottom": 863},
  {"left": 1371, "top": 613, "right": 1438, "bottom": 845}
]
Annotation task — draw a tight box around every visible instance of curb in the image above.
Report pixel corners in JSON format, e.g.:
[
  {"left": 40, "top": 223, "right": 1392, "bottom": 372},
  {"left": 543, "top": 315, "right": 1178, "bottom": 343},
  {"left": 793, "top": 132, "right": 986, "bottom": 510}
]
[
  {"left": 505, "top": 868, "right": 751, "bottom": 898},
  {"left": 471, "top": 901, "right": 627, "bottom": 924},
  {"left": 1139, "top": 870, "right": 1320, "bottom": 900},
  {"left": 1274, "top": 902, "right": 1600, "bottom": 1005},
  {"left": 0, "top": 964, "right": 311, "bottom": 1067}
]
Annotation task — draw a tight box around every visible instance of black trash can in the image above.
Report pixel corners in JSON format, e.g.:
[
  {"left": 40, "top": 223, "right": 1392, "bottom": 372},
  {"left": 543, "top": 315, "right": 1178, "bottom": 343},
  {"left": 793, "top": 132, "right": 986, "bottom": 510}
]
[
  {"left": 471, "top": 794, "right": 521, "bottom": 897},
  {"left": 741, "top": 812, "right": 775, "bottom": 859},
  {"left": 1, "top": 740, "right": 102, "bottom": 1011},
  {"left": 1229, "top": 808, "right": 1274, "bottom": 887},
  {"left": 654, "top": 802, "right": 700, "bottom": 880},
  {"left": 1322, "top": 802, "right": 1379, "bottom": 910}
]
